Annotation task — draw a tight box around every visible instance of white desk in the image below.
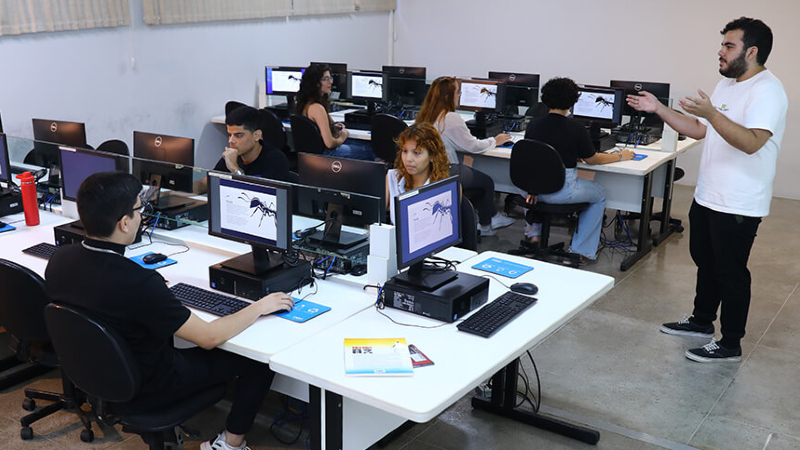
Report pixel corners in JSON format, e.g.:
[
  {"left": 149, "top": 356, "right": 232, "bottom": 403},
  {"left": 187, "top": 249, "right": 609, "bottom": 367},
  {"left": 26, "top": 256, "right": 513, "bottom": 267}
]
[
  {"left": 465, "top": 136, "right": 701, "bottom": 270},
  {"left": 269, "top": 250, "right": 614, "bottom": 450}
]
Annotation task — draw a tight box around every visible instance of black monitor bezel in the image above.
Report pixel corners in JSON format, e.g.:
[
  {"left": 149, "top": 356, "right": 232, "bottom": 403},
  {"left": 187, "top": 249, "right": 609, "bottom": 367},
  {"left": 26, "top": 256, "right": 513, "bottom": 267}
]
[
  {"left": 132, "top": 131, "right": 194, "bottom": 166},
  {"left": 572, "top": 85, "right": 625, "bottom": 128},
  {"left": 610, "top": 79, "right": 671, "bottom": 119},
  {"left": 58, "top": 146, "right": 129, "bottom": 202},
  {"left": 394, "top": 176, "right": 462, "bottom": 271},
  {"left": 0, "top": 133, "right": 11, "bottom": 186},
  {"left": 297, "top": 152, "right": 387, "bottom": 209},
  {"left": 132, "top": 158, "right": 194, "bottom": 194},
  {"left": 207, "top": 173, "right": 293, "bottom": 253},
  {"left": 265, "top": 66, "right": 306, "bottom": 96},
  {"left": 488, "top": 71, "right": 540, "bottom": 109},
  {"left": 457, "top": 78, "right": 506, "bottom": 114},
  {"left": 349, "top": 70, "right": 384, "bottom": 102},
  {"left": 31, "top": 118, "right": 88, "bottom": 148}
]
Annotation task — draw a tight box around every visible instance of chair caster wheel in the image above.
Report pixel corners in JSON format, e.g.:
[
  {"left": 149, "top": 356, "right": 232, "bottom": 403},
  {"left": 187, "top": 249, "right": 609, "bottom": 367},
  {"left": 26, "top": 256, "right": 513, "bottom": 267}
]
[
  {"left": 80, "top": 429, "right": 94, "bottom": 442},
  {"left": 22, "top": 398, "right": 36, "bottom": 411},
  {"left": 21, "top": 426, "right": 33, "bottom": 440}
]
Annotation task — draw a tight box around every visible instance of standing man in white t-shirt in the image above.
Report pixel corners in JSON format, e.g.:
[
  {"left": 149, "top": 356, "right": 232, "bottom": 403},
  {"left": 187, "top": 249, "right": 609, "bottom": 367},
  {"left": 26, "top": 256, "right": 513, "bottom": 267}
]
[{"left": 628, "top": 17, "right": 788, "bottom": 362}]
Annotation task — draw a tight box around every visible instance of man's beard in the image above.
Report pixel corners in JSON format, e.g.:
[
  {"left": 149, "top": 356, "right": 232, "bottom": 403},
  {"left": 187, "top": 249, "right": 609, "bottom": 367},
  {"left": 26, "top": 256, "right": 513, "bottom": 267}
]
[{"left": 719, "top": 51, "right": 748, "bottom": 78}]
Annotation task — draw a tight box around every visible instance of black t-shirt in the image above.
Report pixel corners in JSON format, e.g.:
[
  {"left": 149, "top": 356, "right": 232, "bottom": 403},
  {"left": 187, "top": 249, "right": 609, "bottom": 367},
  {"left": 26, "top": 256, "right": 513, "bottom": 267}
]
[
  {"left": 45, "top": 239, "right": 191, "bottom": 404},
  {"left": 524, "top": 113, "right": 596, "bottom": 168},
  {"left": 213, "top": 143, "right": 289, "bottom": 181}
]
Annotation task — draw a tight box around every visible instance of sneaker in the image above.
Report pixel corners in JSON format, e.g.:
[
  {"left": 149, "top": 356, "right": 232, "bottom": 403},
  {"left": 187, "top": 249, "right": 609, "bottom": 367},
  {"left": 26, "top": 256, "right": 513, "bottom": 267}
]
[
  {"left": 479, "top": 224, "right": 497, "bottom": 237},
  {"left": 685, "top": 339, "right": 742, "bottom": 363},
  {"left": 201, "top": 432, "right": 250, "bottom": 450},
  {"left": 491, "top": 212, "right": 515, "bottom": 229},
  {"left": 660, "top": 316, "right": 714, "bottom": 338}
]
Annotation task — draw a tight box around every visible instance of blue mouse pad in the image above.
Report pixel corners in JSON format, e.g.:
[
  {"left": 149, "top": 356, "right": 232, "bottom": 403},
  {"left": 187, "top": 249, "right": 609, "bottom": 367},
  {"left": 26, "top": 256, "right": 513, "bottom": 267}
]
[
  {"left": 632, "top": 153, "right": 648, "bottom": 161},
  {"left": 276, "top": 299, "right": 331, "bottom": 323},
  {"left": 0, "top": 223, "right": 15, "bottom": 233},
  {"left": 471, "top": 257, "right": 533, "bottom": 279},
  {"left": 130, "top": 251, "right": 178, "bottom": 269}
]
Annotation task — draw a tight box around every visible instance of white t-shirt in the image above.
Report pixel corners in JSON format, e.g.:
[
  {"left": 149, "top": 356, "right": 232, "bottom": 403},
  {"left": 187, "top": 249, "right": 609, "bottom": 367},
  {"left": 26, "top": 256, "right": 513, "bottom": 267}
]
[
  {"left": 695, "top": 69, "right": 788, "bottom": 217},
  {"left": 434, "top": 112, "right": 496, "bottom": 164}
]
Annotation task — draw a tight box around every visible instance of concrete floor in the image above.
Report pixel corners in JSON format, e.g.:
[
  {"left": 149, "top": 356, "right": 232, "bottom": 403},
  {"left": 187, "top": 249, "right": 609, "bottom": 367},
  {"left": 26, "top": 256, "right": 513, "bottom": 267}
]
[{"left": 3, "top": 184, "right": 800, "bottom": 450}]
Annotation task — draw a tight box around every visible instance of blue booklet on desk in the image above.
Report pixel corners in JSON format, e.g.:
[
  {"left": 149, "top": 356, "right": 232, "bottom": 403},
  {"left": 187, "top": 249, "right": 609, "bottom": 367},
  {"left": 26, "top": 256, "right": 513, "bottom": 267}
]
[
  {"left": 632, "top": 153, "right": 648, "bottom": 161},
  {"left": 0, "top": 223, "right": 15, "bottom": 233},
  {"left": 471, "top": 257, "right": 533, "bottom": 279},
  {"left": 276, "top": 299, "right": 331, "bottom": 323}
]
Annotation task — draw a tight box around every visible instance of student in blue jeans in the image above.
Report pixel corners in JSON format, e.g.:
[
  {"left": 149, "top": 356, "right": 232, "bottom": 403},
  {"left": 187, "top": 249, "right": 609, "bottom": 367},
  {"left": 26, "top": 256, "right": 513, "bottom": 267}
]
[{"left": 523, "top": 77, "right": 634, "bottom": 264}]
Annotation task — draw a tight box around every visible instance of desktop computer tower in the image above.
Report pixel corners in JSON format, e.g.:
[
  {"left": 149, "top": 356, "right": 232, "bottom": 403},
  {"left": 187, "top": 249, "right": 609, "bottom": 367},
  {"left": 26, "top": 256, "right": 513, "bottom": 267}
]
[
  {"left": 54, "top": 220, "right": 143, "bottom": 246},
  {"left": 0, "top": 191, "right": 23, "bottom": 217},
  {"left": 209, "top": 259, "right": 313, "bottom": 301},
  {"left": 466, "top": 120, "right": 505, "bottom": 140},
  {"left": 151, "top": 201, "right": 209, "bottom": 230},
  {"left": 382, "top": 271, "right": 489, "bottom": 323}
]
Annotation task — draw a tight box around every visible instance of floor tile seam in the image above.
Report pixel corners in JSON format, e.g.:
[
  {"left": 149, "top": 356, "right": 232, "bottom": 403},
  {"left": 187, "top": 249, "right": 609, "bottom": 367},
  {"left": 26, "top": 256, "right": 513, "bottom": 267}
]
[
  {"left": 751, "top": 281, "right": 799, "bottom": 348},
  {"left": 408, "top": 428, "right": 449, "bottom": 450}
]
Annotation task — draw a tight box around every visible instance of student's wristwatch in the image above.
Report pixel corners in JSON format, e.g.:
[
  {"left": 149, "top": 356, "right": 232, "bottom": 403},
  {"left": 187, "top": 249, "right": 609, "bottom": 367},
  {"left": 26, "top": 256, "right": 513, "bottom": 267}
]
[
  {"left": 234, "top": 168, "right": 245, "bottom": 175},
  {"left": 618, "top": 152, "right": 623, "bottom": 161}
]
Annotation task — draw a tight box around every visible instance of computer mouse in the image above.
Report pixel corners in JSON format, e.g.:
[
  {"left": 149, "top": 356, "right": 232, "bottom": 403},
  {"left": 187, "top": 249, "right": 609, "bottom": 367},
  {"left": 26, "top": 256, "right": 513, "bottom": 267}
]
[
  {"left": 350, "top": 264, "right": 367, "bottom": 276},
  {"left": 142, "top": 253, "right": 168, "bottom": 264},
  {"left": 501, "top": 140, "right": 515, "bottom": 147},
  {"left": 510, "top": 282, "right": 538, "bottom": 296}
]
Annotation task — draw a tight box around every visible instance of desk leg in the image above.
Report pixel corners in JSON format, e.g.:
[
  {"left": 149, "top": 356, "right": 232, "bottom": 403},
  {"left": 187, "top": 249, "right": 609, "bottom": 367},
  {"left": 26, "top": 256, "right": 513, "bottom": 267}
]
[
  {"left": 620, "top": 172, "right": 654, "bottom": 271},
  {"left": 471, "top": 359, "right": 600, "bottom": 445},
  {"left": 309, "top": 387, "right": 344, "bottom": 450},
  {"left": 652, "top": 159, "right": 682, "bottom": 246}
]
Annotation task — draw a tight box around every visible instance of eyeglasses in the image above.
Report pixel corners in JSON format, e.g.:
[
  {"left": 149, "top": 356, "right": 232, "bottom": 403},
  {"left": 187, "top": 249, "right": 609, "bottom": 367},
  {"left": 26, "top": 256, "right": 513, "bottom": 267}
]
[
  {"left": 321, "top": 76, "right": 333, "bottom": 82},
  {"left": 120, "top": 197, "right": 153, "bottom": 220}
]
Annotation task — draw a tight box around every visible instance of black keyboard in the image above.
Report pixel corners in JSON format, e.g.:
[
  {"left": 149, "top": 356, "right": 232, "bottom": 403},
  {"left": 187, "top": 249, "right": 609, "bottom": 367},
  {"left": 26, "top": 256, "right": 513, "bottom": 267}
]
[
  {"left": 169, "top": 283, "right": 251, "bottom": 317},
  {"left": 457, "top": 291, "right": 537, "bottom": 338},
  {"left": 22, "top": 242, "right": 59, "bottom": 260},
  {"left": 343, "top": 121, "right": 372, "bottom": 131}
]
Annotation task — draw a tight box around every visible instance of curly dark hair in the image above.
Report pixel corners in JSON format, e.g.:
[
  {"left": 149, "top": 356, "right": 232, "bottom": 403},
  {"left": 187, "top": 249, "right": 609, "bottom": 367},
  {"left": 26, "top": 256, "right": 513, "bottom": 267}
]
[
  {"left": 295, "top": 63, "right": 331, "bottom": 115},
  {"left": 540, "top": 77, "right": 580, "bottom": 111},
  {"left": 721, "top": 17, "right": 773, "bottom": 65},
  {"left": 392, "top": 123, "right": 450, "bottom": 190}
]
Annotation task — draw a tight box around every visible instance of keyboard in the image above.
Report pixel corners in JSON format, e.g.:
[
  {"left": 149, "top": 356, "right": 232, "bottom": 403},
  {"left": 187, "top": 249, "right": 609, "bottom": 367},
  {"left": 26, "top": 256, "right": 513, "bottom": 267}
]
[
  {"left": 22, "top": 242, "right": 59, "bottom": 260},
  {"left": 457, "top": 291, "right": 537, "bottom": 338},
  {"left": 169, "top": 283, "right": 252, "bottom": 317},
  {"left": 343, "top": 121, "right": 372, "bottom": 131}
]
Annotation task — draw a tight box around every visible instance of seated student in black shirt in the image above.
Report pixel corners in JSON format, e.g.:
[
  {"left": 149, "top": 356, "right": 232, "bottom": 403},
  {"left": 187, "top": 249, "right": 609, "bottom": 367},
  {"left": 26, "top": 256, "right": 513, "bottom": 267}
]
[
  {"left": 523, "top": 77, "right": 635, "bottom": 264},
  {"left": 45, "top": 172, "right": 296, "bottom": 450},
  {"left": 214, "top": 105, "right": 289, "bottom": 180}
]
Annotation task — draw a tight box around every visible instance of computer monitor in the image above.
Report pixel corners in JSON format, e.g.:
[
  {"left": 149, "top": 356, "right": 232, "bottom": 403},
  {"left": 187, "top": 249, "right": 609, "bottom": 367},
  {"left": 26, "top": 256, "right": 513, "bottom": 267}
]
[
  {"left": 610, "top": 80, "right": 671, "bottom": 130},
  {"left": 59, "top": 147, "right": 128, "bottom": 202},
  {"left": 311, "top": 62, "right": 348, "bottom": 100},
  {"left": 265, "top": 66, "right": 305, "bottom": 96},
  {"left": 208, "top": 173, "right": 293, "bottom": 276},
  {"left": 572, "top": 85, "right": 625, "bottom": 140},
  {"left": 30, "top": 118, "right": 88, "bottom": 169},
  {"left": 349, "top": 70, "right": 384, "bottom": 113},
  {"left": 132, "top": 131, "right": 196, "bottom": 209},
  {"left": 0, "top": 133, "right": 12, "bottom": 193},
  {"left": 457, "top": 78, "right": 506, "bottom": 126},
  {"left": 383, "top": 65, "right": 427, "bottom": 108},
  {"left": 488, "top": 71, "right": 540, "bottom": 114},
  {"left": 297, "top": 152, "right": 386, "bottom": 249},
  {"left": 393, "top": 176, "right": 461, "bottom": 290}
]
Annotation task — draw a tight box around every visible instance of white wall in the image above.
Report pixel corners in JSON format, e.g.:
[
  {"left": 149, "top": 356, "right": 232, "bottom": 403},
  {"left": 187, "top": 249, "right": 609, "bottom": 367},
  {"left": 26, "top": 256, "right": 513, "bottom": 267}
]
[
  {"left": 392, "top": 0, "right": 800, "bottom": 200},
  {"left": 0, "top": 1, "right": 391, "bottom": 169}
]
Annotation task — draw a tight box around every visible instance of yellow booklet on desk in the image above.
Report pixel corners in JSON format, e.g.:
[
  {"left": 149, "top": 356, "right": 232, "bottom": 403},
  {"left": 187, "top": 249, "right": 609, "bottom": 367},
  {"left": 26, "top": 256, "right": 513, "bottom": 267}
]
[{"left": 344, "top": 338, "right": 414, "bottom": 376}]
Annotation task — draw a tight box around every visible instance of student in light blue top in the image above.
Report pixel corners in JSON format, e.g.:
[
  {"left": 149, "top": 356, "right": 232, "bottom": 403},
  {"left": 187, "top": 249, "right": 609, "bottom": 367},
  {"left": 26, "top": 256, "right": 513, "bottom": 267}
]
[{"left": 385, "top": 123, "right": 451, "bottom": 224}]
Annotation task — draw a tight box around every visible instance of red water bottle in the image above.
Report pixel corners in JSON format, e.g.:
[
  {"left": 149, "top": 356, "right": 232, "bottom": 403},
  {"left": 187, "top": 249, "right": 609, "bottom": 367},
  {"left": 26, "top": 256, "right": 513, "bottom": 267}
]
[{"left": 15, "top": 171, "right": 40, "bottom": 226}]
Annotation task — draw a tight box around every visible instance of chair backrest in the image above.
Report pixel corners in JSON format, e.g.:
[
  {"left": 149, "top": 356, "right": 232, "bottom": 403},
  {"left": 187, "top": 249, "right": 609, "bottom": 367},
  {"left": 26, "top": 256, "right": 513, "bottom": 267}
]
[
  {"left": 44, "top": 303, "right": 140, "bottom": 403},
  {"left": 0, "top": 259, "right": 50, "bottom": 343},
  {"left": 458, "top": 196, "right": 479, "bottom": 251},
  {"left": 289, "top": 115, "right": 327, "bottom": 155},
  {"left": 96, "top": 139, "right": 130, "bottom": 156},
  {"left": 259, "top": 108, "right": 289, "bottom": 151},
  {"left": 509, "top": 139, "right": 566, "bottom": 196},
  {"left": 370, "top": 113, "right": 408, "bottom": 165}
]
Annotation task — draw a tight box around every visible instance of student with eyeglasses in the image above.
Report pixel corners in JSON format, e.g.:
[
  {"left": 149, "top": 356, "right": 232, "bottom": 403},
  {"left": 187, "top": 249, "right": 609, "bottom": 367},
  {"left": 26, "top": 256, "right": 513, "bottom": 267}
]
[{"left": 296, "top": 63, "right": 375, "bottom": 161}]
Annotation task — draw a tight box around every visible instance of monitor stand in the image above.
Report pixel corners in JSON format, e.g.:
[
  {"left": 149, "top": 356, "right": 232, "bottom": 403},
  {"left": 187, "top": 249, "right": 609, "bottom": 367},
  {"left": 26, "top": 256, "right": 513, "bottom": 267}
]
[
  {"left": 221, "top": 247, "right": 285, "bottom": 277},
  {"left": 393, "top": 261, "right": 457, "bottom": 291},
  {"left": 306, "top": 204, "right": 367, "bottom": 250}
]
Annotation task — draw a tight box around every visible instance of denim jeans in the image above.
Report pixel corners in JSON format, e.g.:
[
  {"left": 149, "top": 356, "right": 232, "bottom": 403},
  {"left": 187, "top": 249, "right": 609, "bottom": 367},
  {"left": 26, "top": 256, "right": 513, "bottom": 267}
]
[
  {"left": 523, "top": 168, "right": 606, "bottom": 259},
  {"left": 326, "top": 138, "right": 376, "bottom": 161}
]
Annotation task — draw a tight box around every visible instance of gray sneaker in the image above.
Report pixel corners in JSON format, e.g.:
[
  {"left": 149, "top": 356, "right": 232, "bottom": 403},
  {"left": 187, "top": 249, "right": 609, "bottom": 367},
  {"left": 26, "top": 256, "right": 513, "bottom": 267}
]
[
  {"left": 660, "top": 316, "right": 714, "bottom": 338},
  {"left": 685, "top": 339, "right": 742, "bottom": 363}
]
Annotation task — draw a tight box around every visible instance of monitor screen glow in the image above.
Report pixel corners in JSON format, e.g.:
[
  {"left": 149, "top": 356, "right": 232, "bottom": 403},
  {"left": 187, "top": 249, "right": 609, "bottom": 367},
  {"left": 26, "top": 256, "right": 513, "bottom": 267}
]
[
  {"left": 458, "top": 79, "right": 501, "bottom": 112},
  {"left": 60, "top": 147, "right": 124, "bottom": 202},
  {"left": 350, "top": 72, "right": 384, "bottom": 100},
  {"left": 572, "top": 86, "right": 624, "bottom": 126},
  {"left": 266, "top": 67, "right": 305, "bottom": 95}
]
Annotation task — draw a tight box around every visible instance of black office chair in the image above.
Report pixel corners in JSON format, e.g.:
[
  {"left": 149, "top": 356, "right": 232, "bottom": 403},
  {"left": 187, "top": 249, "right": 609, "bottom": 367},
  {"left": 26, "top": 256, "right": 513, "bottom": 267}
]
[
  {"left": 96, "top": 139, "right": 130, "bottom": 156},
  {"left": 0, "top": 259, "right": 93, "bottom": 441},
  {"left": 370, "top": 113, "right": 407, "bottom": 167},
  {"left": 289, "top": 115, "right": 327, "bottom": 155},
  {"left": 458, "top": 196, "right": 479, "bottom": 251},
  {"left": 507, "top": 139, "right": 588, "bottom": 268},
  {"left": 44, "top": 303, "right": 227, "bottom": 450}
]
